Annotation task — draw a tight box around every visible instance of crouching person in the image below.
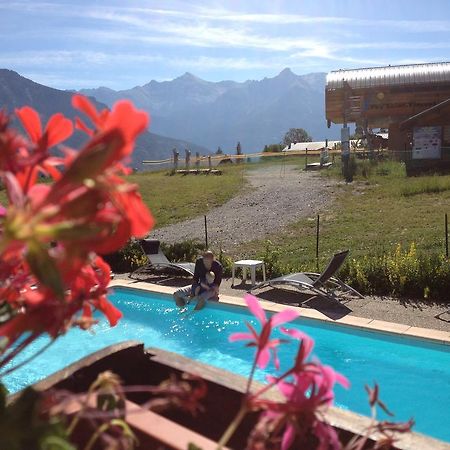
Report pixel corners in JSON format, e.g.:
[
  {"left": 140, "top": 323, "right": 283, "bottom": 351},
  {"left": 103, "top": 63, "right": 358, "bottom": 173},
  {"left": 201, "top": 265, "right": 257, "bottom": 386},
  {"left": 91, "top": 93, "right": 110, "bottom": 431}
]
[{"left": 173, "top": 250, "right": 223, "bottom": 310}]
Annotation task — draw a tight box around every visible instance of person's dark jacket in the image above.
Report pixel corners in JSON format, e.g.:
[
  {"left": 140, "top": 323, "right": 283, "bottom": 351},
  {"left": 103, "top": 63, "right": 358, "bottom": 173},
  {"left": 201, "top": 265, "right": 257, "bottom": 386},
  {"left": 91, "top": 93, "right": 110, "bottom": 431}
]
[{"left": 192, "top": 257, "right": 223, "bottom": 287}]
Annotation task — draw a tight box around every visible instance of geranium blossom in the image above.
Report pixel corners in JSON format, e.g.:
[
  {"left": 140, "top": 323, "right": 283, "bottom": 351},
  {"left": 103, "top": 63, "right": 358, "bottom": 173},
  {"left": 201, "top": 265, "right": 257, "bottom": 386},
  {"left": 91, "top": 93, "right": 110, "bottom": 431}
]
[
  {"left": 229, "top": 294, "right": 299, "bottom": 369},
  {"left": 0, "top": 109, "right": 71, "bottom": 192},
  {"left": 0, "top": 96, "right": 154, "bottom": 359},
  {"left": 248, "top": 332, "right": 349, "bottom": 450}
]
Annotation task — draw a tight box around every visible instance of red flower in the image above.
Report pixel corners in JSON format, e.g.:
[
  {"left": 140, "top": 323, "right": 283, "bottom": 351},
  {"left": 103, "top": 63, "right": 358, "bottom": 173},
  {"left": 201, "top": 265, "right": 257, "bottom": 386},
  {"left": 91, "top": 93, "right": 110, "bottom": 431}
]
[
  {"left": 72, "top": 94, "right": 149, "bottom": 171},
  {"left": 0, "top": 95, "right": 153, "bottom": 363},
  {"left": 15, "top": 106, "right": 73, "bottom": 152},
  {"left": 14, "top": 107, "right": 72, "bottom": 188}
]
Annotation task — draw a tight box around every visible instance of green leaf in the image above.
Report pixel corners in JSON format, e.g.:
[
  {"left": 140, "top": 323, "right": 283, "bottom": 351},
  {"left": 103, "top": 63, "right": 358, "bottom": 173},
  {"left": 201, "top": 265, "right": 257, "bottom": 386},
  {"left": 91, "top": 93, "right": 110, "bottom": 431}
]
[
  {"left": 0, "top": 383, "right": 8, "bottom": 413},
  {"left": 109, "top": 419, "right": 138, "bottom": 444},
  {"left": 188, "top": 443, "right": 204, "bottom": 450},
  {"left": 26, "top": 241, "right": 64, "bottom": 299},
  {"left": 40, "top": 435, "right": 77, "bottom": 450}
]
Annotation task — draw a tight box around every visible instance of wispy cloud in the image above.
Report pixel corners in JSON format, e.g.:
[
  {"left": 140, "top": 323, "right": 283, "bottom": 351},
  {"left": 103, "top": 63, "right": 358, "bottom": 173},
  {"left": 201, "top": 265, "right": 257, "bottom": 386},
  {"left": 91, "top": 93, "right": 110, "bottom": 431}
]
[
  {"left": 0, "top": 50, "right": 163, "bottom": 67},
  {"left": 1, "top": 0, "right": 449, "bottom": 89},
  {"left": 17, "top": 1, "right": 448, "bottom": 33}
]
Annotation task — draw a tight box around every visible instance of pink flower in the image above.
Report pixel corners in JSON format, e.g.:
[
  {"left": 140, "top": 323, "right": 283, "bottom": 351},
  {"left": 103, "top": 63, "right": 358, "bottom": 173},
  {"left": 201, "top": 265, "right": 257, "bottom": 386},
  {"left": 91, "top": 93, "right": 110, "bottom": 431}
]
[
  {"left": 280, "top": 327, "right": 315, "bottom": 372},
  {"left": 246, "top": 326, "right": 349, "bottom": 450},
  {"left": 229, "top": 294, "right": 299, "bottom": 369},
  {"left": 251, "top": 365, "right": 349, "bottom": 450}
]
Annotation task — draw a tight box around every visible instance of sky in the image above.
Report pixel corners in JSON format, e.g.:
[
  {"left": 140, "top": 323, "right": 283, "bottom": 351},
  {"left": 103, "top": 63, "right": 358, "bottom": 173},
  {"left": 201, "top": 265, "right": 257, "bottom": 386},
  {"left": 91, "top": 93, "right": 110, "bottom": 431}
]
[{"left": 1, "top": 0, "right": 449, "bottom": 90}]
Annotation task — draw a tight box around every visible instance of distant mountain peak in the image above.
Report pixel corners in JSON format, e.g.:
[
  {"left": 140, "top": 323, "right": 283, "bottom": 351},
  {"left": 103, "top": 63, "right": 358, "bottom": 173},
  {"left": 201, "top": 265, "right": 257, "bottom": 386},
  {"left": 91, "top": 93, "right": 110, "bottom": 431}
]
[
  {"left": 277, "top": 67, "right": 297, "bottom": 78},
  {"left": 76, "top": 68, "right": 338, "bottom": 153},
  {"left": 176, "top": 72, "right": 202, "bottom": 82}
]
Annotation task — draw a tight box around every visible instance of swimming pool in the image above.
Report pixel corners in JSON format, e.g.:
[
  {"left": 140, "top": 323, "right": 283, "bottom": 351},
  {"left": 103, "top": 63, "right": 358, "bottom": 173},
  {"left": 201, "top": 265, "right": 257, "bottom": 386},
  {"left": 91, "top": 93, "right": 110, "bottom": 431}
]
[{"left": 3, "top": 286, "right": 450, "bottom": 442}]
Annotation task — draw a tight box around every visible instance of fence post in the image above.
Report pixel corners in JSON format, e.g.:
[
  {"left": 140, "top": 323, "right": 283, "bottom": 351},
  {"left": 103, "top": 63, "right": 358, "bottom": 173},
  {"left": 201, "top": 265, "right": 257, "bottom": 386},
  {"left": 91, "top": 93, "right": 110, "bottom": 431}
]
[
  {"left": 305, "top": 148, "right": 308, "bottom": 170},
  {"left": 445, "top": 213, "right": 449, "bottom": 259},
  {"left": 172, "top": 148, "right": 179, "bottom": 171},
  {"left": 195, "top": 152, "right": 200, "bottom": 170},
  {"left": 316, "top": 214, "right": 320, "bottom": 271},
  {"left": 204, "top": 215, "right": 208, "bottom": 249},
  {"left": 185, "top": 149, "right": 191, "bottom": 170}
]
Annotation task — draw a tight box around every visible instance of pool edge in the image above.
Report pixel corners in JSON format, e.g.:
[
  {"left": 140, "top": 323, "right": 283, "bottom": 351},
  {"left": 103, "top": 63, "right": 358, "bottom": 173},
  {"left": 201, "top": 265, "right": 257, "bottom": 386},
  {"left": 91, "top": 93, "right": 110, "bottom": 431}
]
[{"left": 109, "top": 280, "right": 450, "bottom": 346}]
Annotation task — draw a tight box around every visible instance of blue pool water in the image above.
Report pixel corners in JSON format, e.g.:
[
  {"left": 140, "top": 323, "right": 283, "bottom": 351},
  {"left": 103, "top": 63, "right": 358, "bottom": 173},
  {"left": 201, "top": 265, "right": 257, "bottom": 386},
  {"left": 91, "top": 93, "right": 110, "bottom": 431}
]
[{"left": 3, "top": 287, "right": 450, "bottom": 442}]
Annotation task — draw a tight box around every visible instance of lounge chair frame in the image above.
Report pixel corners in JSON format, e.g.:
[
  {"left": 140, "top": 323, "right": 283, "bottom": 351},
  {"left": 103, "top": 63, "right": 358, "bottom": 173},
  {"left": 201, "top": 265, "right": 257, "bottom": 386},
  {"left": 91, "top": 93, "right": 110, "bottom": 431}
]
[
  {"left": 252, "top": 250, "right": 363, "bottom": 304},
  {"left": 129, "top": 239, "right": 195, "bottom": 280}
]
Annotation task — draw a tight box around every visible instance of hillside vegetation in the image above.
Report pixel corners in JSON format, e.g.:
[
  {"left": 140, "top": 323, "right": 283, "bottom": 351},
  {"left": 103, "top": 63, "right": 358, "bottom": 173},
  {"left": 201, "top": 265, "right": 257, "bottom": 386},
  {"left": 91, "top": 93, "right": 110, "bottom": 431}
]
[
  {"left": 127, "top": 165, "right": 246, "bottom": 229},
  {"left": 238, "top": 159, "right": 450, "bottom": 300}
]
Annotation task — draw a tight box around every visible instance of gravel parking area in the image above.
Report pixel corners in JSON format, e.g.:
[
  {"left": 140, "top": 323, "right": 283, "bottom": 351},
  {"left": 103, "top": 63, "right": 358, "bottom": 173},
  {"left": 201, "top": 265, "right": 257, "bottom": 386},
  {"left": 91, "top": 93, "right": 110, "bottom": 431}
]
[{"left": 150, "top": 165, "right": 337, "bottom": 250}]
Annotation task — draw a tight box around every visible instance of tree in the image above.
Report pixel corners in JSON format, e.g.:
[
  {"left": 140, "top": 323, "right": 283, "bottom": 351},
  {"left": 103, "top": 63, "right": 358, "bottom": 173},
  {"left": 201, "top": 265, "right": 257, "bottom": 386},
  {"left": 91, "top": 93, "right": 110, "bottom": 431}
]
[
  {"left": 282, "top": 128, "right": 312, "bottom": 146},
  {"left": 216, "top": 146, "right": 223, "bottom": 155},
  {"left": 262, "top": 143, "right": 283, "bottom": 153}
]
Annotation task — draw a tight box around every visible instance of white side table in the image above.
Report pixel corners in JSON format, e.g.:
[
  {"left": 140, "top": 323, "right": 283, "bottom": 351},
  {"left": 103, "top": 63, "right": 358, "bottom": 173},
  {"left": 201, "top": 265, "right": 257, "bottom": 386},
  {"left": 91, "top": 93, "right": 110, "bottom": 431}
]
[{"left": 232, "top": 260, "right": 266, "bottom": 286}]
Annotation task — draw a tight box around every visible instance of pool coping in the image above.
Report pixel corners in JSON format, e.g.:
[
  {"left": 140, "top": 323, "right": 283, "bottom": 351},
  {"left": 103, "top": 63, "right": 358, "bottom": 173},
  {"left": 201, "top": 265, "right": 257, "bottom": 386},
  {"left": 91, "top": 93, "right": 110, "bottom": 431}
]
[{"left": 109, "top": 279, "right": 450, "bottom": 345}]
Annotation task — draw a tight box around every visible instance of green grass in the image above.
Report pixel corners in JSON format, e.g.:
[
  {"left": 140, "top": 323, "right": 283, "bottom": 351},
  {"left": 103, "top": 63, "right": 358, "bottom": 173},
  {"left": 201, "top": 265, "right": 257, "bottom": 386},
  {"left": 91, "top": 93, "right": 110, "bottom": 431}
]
[
  {"left": 127, "top": 165, "right": 246, "bottom": 228},
  {"left": 237, "top": 159, "right": 450, "bottom": 271},
  {"left": 0, "top": 165, "right": 246, "bottom": 230},
  {"left": 400, "top": 175, "right": 450, "bottom": 197}
]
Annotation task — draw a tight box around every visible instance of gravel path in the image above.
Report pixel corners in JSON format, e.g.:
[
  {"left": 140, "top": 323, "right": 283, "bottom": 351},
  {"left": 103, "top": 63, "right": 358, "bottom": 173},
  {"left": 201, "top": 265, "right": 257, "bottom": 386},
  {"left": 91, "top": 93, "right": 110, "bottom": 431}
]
[{"left": 150, "top": 166, "right": 337, "bottom": 249}]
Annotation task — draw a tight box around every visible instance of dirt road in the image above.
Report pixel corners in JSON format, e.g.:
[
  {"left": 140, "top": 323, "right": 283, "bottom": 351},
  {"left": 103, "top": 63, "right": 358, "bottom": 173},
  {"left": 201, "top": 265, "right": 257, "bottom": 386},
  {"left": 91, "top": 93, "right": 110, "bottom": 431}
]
[{"left": 150, "top": 165, "right": 337, "bottom": 250}]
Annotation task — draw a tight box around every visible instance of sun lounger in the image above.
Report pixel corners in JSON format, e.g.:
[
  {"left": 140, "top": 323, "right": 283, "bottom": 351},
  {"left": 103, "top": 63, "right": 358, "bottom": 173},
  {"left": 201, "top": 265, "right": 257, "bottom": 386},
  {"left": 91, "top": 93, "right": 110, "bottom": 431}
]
[
  {"left": 252, "top": 250, "right": 363, "bottom": 304},
  {"left": 130, "top": 239, "right": 195, "bottom": 279}
]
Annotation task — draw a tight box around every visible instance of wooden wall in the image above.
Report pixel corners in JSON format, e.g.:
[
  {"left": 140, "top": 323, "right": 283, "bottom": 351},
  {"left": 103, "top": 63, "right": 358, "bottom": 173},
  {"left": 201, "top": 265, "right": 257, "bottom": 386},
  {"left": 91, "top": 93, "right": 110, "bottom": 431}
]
[{"left": 326, "top": 82, "right": 450, "bottom": 127}]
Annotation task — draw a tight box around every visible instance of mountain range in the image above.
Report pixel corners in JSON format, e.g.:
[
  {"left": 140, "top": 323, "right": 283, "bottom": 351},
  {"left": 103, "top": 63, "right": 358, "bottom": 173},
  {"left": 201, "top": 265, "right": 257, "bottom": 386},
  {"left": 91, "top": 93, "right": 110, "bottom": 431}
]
[
  {"left": 0, "top": 69, "right": 209, "bottom": 169},
  {"left": 80, "top": 68, "right": 340, "bottom": 153}
]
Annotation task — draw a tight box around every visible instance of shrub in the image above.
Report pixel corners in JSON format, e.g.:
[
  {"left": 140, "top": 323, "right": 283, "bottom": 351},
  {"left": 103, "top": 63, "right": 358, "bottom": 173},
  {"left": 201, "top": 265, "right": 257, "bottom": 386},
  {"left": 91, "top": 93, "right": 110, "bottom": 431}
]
[
  {"left": 160, "top": 239, "right": 206, "bottom": 262},
  {"left": 217, "top": 248, "right": 234, "bottom": 277},
  {"left": 104, "top": 239, "right": 209, "bottom": 274},
  {"left": 256, "top": 240, "right": 300, "bottom": 279},
  {"left": 341, "top": 243, "right": 450, "bottom": 301},
  {"left": 103, "top": 240, "right": 147, "bottom": 273}
]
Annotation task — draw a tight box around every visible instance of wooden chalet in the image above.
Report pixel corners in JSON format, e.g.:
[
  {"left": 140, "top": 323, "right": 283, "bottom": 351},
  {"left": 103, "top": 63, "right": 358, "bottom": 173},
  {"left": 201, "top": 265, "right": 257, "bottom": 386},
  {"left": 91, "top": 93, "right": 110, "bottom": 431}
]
[{"left": 325, "top": 62, "right": 450, "bottom": 173}]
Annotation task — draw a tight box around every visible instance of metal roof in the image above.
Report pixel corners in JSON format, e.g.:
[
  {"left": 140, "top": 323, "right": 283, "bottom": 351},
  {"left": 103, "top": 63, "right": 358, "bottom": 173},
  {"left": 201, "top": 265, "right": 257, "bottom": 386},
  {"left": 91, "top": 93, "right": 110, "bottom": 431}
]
[{"left": 326, "top": 62, "right": 450, "bottom": 89}]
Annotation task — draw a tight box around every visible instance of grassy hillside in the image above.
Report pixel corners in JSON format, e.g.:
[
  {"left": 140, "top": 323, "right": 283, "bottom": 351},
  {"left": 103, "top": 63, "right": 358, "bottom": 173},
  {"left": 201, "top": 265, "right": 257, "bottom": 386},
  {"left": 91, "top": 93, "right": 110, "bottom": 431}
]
[
  {"left": 128, "top": 166, "right": 246, "bottom": 229},
  {"left": 240, "top": 160, "right": 450, "bottom": 266},
  {"left": 0, "top": 165, "right": 246, "bottom": 230}
]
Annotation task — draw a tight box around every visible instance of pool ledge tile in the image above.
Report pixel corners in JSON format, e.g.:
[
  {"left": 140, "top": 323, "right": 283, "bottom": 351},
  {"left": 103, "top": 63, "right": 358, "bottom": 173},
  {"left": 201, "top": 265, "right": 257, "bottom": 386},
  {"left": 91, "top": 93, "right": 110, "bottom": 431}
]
[
  {"left": 252, "top": 301, "right": 333, "bottom": 321},
  {"left": 363, "top": 320, "right": 411, "bottom": 334},
  {"left": 402, "top": 326, "right": 450, "bottom": 343},
  {"left": 334, "top": 316, "right": 373, "bottom": 327}
]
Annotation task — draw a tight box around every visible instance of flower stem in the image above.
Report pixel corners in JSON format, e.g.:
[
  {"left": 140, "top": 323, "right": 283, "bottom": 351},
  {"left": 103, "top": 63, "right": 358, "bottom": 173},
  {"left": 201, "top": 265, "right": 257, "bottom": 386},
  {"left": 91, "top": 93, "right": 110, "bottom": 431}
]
[
  {"left": 84, "top": 422, "right": 111, "bottom": 450},
  {"left": 252, "top": 369, "right": 293, "bottom": 399},
  {"left": 0, "top": 332, "right": 39, "bottom": 370},
  {"left": 0, "top": 338, "right": 56, "bottom": 377},
  {"left": 245, "top": 354, "right": 258, "bottom": 394},
  {"left": 67, "top": 382, "right": 98, "bottom": 436},
  {"left": 217, "top": 404, "right": 248, "bottom": 449}
]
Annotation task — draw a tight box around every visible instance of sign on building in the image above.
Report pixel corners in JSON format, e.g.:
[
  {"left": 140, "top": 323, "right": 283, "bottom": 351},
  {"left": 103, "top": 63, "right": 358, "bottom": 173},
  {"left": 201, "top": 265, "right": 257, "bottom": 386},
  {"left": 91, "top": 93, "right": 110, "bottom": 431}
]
[{"left": 412, "top": 126, "right": 441, "bottom": 160}]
